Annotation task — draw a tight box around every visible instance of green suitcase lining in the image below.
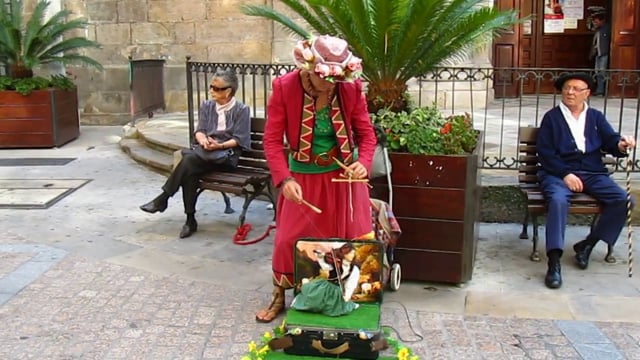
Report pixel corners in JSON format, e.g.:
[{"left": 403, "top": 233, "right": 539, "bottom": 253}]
[{"left": 284, "top": 303, "right": 380, "bottom": 331}]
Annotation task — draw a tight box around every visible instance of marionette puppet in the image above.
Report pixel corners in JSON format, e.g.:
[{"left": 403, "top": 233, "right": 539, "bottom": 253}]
[{"left": 290, "top": 242, "right": 361, "bottom": 316}]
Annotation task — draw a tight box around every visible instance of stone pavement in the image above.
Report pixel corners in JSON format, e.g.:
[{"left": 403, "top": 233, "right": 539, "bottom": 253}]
[{"left": 1, "top": 126, "right": 640, "bottom": 359}]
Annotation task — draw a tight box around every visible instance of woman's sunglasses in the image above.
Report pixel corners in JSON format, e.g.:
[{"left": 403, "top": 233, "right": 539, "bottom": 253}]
[{"left": 209, "top": 85, "right": 231, "bottom": 92}]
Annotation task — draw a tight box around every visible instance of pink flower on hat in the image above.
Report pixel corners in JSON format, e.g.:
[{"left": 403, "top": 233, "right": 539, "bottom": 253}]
[
  {"left": 291, "top": 34, "right": 363, "bottom": 82},
  {"left": 314, "top": 63, "right": 331, "bottom": 78},
  {"left": 347, "top": 58, "right": 362, "bottom": 71},
  {"left": 329, "top": 65, "right": 344, "bottom": 76}
]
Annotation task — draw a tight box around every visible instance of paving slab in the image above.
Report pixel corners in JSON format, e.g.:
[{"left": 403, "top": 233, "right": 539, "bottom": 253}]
[{"left": 1, "top": 125, "right": 640, "bottom": 359}]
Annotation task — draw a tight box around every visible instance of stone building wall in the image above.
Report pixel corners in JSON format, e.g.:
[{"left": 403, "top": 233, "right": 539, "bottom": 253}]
[{"left": 57, "top": 0, "right": 494, "bottom": 124}]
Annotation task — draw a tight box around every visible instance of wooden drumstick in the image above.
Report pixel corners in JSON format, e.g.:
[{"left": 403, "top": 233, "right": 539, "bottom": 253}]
[{"left": 300, "top": 199, "right": 322, "bottom": 214}]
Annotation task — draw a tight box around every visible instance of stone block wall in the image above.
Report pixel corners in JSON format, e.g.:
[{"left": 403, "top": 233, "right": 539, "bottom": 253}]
[
  {"left": 60, "top": 0, "right": 283, "bottom": 124},
  {"left": 53, "top": 0, "right": 494, "bottom": 124}
]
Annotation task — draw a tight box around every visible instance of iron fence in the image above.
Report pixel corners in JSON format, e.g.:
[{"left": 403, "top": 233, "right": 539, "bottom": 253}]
[{"left": 185, "top": 58, "right": 640, "bottom": 171}]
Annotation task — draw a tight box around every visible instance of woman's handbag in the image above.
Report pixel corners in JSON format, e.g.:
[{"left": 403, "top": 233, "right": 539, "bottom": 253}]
[
  {"left": 370, "top": 144, "right": 391, "bottom": 178},
  {"left": 189, "top": 145, "right": 240, "bottom": 167},
  {"left": 370, "top": 125, "right": 392, "bottom": 178}
]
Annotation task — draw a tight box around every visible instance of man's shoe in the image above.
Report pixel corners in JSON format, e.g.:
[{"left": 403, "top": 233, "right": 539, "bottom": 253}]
[
  {"left": 573, "top": 239, "right": 595, "bottom": 270},
  {"left": 544, "top": 260, "right": 562, "bottom": 289},
  {"left": 140, "top": 199, "right": 167, "bottom": 214},
  {"left": 179, "top": 221, "right": 198, "bottom": 238}
]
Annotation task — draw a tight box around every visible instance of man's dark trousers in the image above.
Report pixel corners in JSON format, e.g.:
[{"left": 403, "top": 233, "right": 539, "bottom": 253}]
[{"left": 540, "top": 171, "right": 634, "bottom": 251}]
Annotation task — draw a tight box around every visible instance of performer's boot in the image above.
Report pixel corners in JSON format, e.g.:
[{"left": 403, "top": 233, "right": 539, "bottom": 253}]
[
  {"left": 256, "top": 286, "right": 285, "bottom": 323},
  {"left": 545, "top": 249, "right": 562, "bottom": 289}
]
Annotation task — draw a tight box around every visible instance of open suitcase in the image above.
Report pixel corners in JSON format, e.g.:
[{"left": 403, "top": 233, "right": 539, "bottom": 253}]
[{"left": 269, "top": 238, "right": 388, "bottom": 359}]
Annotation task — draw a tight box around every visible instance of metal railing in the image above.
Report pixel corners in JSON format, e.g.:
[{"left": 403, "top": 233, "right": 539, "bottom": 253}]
[
  {"left": 185, "top": 58, "right": 640, "bottom": 171},
  {"left": 129, "top": 57, "right": 166, "bottom": 124}
]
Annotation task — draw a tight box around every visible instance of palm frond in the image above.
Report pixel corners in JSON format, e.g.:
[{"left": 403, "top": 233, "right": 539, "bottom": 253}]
[
  {"left": 241, "top": 0, "right": 521, "bottom": 111},
  {"left": 0, "top": 0, "right": 102, "bottom": 75},
  {"left": 241, "top": 4, "right": 311, "bottom": 38}
]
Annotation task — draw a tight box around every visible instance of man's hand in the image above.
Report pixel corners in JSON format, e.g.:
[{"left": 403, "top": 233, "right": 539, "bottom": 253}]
[
  {"left": 563, "top": 173, "right": 584, "bottom": 193},
  {"left": 282, "top": 178, "right": 303, "bottom": 203},
  {"left": 618, "top": 135, "right": 636, "bottom": 153},
  {"left": 345, "top": 161, "right": 368, "bottom": 179}
]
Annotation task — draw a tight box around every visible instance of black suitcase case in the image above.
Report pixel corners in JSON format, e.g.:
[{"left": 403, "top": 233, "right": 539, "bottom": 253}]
[
  {"left": 282, "top": 303, "right": 386, "bottom": 359},
  {"left": 269, "top": 238, "right": 388, "bottom": 359}
]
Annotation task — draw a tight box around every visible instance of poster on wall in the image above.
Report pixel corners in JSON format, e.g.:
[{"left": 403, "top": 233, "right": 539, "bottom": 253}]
[
  {"left": 562, "top": 0, "right": 584, "bottom": 20},
  {"left": 544, "top": 0, "right": 565, "bottom": 33}
]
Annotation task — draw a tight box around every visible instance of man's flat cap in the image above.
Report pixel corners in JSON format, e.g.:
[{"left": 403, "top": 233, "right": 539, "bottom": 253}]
[{"left": 554, "top": 72, "right": 595, "bottom": 91}]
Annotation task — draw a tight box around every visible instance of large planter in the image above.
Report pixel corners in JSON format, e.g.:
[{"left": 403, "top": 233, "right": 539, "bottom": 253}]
[
  {"left": 0, "top": 88, "right": 79, "bottom": 148},
  {"left": 371, "top": 133, "right": 483, "bottom": 284}
]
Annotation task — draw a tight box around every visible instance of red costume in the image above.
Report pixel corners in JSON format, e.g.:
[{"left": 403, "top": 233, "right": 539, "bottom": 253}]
[{"left": 263, "top": 70, "right": 377, "bottom": 288}]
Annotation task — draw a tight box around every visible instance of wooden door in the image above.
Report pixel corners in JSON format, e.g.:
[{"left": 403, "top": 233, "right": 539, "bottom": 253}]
[
  {"left": 609, "top": 0, "right": 640, "bottom": 98},
  {"left": 492, "top": 0, "right": 520, "bottom": 97},
  {"left": 492, "top": 0, "right": 636, "bottom": 96},
  {"left": 533, "top": 0, "right": 608, "bottom": 93}
]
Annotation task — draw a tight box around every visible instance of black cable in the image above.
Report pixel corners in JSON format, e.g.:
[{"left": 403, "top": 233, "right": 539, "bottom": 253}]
[{"left": 381, "top": 300, "right": 424, "bottom": 343}]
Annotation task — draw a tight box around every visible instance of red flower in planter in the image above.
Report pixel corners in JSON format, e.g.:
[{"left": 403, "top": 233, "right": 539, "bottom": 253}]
[{"left": 371, "top": 104, "right": 478, "bottom": 155}]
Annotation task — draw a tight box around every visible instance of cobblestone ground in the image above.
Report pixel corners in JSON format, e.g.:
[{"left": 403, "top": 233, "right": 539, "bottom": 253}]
[
  {"left": 2, "top": 126, "right": 640, "bottom": 359},
  {"left": 2, "top": 249, "right": 640, "bottom": 360}
]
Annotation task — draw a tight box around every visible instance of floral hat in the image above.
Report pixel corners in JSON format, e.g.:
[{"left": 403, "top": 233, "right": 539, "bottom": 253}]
[{"left": 292, "top": 35, "right": 363, "bottom": 82}]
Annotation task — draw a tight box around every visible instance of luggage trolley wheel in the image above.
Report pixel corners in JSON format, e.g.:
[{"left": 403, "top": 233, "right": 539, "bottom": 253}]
[{"left": 389, "top": 263, "right": 401, "bottom": 291}]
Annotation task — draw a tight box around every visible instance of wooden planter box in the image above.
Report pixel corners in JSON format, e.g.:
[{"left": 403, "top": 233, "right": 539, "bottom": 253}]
[
  {"left": 0, "top": 88, "right": 79, "bottom": 148},
  {"left": 371, "top": 133, "right": 483, "bottom": 284}
]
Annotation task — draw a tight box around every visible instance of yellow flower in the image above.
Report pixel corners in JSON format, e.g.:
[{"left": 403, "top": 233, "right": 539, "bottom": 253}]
[
  {"left": 248, "top": 341, "right": 257, "bottom": 352},
  {"left": 398, "top": 347, "right": 410, "bottom": 360},
  {"left": 258, "top": 345, "right": 270, "bottom": 354},
  {"left": 263, "top": 331, "right": 272, "bottom": 339}
]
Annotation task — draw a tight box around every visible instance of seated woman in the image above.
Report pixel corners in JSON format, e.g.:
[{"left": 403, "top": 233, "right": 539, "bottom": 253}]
[
  {"left": 290, "top": 242, "right": 361, "bottom": 316},
  {"left": 139, "top": 69, "right": 251, "bottom": 238}
]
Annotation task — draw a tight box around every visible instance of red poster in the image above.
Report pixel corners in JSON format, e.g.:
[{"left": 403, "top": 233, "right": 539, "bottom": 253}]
[{"left": 544, "top": 0, "right": 565, "bottom": 33}]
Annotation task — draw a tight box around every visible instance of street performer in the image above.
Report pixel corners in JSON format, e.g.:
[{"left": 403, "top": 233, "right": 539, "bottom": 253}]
[{"left": 255, "top": 34, "right": 377, "bottom": 323}]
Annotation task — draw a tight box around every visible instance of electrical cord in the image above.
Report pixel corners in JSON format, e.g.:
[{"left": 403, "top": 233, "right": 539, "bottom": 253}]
[{"left": 381, "top": 300, "right": 424, "bottom": 343}]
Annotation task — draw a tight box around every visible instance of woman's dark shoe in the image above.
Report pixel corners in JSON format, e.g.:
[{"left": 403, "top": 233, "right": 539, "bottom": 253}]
[
  {"left": 544, "top": 259, "right": 562, "bottom": 289},
  {"left": 139, "top": 198, "right": 168, "bottom": 214},
  {"left": 179, "top": 220, "right": 198, "bottom": 238},
  {"left": 573, "top": 239, "right": 596, "bottom": 270}
]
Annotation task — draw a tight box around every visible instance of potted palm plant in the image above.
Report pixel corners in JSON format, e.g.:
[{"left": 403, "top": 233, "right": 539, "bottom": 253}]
[
  {"left": 242, "top": 0, "right": 513, "bottom": 284},
  {"left": 0, "top": 0, "right": 102, "bottom": 148}
]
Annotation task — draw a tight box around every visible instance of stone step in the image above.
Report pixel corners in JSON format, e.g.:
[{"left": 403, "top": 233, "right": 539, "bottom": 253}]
[
  {"left": 119, "top": 138, "right": 173, "bottom": 174},
  {"left": 135, "top": 118, "right": 188, "bottom": 155}
]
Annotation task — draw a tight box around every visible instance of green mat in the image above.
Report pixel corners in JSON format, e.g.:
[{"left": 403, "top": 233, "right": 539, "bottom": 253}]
[
  {"left": 265, "top": 352, "right": 396, "bottom": 360},
  {"left": 285, "top": 303, "right": 380, "bottom": 331}
]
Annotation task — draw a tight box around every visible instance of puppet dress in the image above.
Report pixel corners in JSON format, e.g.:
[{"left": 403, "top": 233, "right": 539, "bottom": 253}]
[{"left": 291, "top": 258, "right": 361, "bottom": 317}]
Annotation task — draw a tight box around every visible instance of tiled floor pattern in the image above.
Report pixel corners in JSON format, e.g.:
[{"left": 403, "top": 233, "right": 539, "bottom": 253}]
[{"left": 0, "top": 179, "right": 90, "bottom": 209}]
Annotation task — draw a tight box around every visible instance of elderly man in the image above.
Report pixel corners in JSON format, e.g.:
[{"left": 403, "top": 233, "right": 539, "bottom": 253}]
[{"left": 537, "top": 72, "right": 636, "bottom": 289}]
